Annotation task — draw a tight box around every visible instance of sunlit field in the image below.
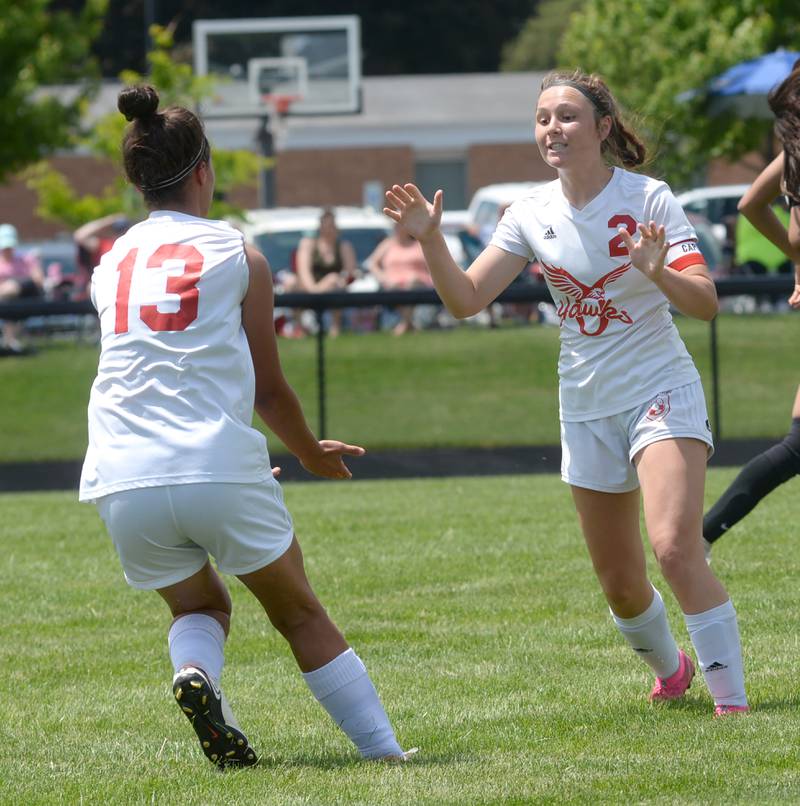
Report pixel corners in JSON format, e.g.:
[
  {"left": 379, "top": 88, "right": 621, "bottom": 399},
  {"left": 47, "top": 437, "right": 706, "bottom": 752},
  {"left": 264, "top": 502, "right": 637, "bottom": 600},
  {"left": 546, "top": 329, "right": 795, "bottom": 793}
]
[
  {"left": 0, "top": 312, "right": 797, "bottom": 463},
  {"left": 2, "top": 472, "right": 798, "bottom": 804}
]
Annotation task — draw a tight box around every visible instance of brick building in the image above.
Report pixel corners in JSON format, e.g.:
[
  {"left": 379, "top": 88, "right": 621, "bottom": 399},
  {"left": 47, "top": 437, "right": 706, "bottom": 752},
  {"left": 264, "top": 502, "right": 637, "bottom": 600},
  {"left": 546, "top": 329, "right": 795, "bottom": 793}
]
[{"left": 1, "top": 71, "right": 767, "bottom": 239}]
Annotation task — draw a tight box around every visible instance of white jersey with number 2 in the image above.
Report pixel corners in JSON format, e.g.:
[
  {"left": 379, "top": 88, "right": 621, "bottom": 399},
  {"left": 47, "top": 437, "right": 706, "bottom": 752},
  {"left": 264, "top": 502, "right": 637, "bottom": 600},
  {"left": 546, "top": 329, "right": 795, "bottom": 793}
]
[
  {"left": 79, "top": 211, "right": 271, "bottom": 502},
  {"left": 490, "top": 167, "right": 706, "bottom": 422}
]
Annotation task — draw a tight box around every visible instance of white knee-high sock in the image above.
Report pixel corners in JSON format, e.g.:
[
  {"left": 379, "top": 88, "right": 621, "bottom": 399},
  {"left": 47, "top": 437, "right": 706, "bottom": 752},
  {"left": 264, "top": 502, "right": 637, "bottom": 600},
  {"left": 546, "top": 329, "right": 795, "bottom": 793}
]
[
  {"left": 302, "top": 648, "right": 402, "bottom": 759},
  {"left": 684, "top": 600, "right": 748, "bottom": 707},
  {"left": 168, "top": 613, "right": 226, "bottom": 684},
  {"left": 611, "top": 586, "right": 680, "bottom": 679}
]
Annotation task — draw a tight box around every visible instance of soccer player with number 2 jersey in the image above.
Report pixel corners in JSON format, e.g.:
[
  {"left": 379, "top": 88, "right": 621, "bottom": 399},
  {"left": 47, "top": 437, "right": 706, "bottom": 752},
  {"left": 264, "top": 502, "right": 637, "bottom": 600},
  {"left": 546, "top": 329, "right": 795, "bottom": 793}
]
[
  {"left": 385, "top": 69, "right": 749, "bottom": 716},
  {"left": 79, "top": 85, "right": 412, "bottom": 767}
]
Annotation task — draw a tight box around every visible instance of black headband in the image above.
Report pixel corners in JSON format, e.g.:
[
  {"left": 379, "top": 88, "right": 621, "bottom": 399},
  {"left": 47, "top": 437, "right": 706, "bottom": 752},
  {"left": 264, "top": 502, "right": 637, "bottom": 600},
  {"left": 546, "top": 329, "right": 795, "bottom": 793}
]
[
  {"left": 546, "top": 80, "right": 603, "bottom": 114},
  {"left": 139, "top": 138, "right": 209, "bottom": 192}
]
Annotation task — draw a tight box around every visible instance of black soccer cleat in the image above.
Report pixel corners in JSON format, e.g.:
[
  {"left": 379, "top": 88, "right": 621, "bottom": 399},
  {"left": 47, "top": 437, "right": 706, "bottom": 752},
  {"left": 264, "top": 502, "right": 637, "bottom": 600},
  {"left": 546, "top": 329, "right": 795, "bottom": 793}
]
[{"left": 172, "top": 666, "right": 258, "bottom": 769}]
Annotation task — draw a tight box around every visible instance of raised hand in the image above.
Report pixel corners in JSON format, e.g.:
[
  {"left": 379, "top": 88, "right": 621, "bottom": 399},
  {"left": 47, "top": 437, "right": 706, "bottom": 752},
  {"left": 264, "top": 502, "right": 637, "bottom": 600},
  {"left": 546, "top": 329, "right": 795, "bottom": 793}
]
[
  {"left": 383, "top": 183, "right": 443, "bottom": 241},
  {"left": 789, "top": 282, "right": 800, "bottom": 309},
  {"left": 300, "top": 440, "right": 366, "bottom": 480},
  {"left": 619, "top": 220, "right": 668, "bottom": 283}
]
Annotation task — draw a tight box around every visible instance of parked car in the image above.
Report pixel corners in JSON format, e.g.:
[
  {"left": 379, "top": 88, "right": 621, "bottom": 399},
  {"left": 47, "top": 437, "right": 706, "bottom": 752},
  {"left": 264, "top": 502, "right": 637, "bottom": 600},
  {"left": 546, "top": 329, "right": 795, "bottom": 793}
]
[
  {"left": 237, "top": 205, "right": 467, "bottom": 278},
  {"left": 686, "top": 214, "right": 725, "bottom": 276},
  {"left": 439, "top": 209, "right": 471, "bottom": 235},
  {"left": 17, "top": 238, "right": 85, "bottom": 299},
  {"left": 236, "top": 206, "right": 392, "bottom": 276},
  {"left": 466, "top": 181, "right": 548, "bottom": 242},
  {"left": 676, "top": 184, "right": 750, "bottom": 244}
]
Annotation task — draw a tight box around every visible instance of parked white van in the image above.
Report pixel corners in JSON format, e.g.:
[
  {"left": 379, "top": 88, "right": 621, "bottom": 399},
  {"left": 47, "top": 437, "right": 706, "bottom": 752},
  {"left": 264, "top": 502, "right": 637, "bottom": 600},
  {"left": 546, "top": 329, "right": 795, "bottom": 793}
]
[
  {"left": 675, "top": 184, "right": 750, "bottom": 243},
  {"left": 466, "top": 181, "right": 549, "bottom": 242},
  {"left": 237, "top": 206, "right": 392, "bottom": 276}
]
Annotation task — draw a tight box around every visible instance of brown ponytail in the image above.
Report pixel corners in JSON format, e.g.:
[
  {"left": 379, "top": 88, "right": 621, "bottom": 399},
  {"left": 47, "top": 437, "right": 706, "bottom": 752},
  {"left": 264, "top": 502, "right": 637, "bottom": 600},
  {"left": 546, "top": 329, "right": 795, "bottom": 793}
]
[
  {"left": 768, "top": 59, "right": 800, "bottom": 199},
  {"left": 541, "top": 70, "right": 646, "bottom": 169}
]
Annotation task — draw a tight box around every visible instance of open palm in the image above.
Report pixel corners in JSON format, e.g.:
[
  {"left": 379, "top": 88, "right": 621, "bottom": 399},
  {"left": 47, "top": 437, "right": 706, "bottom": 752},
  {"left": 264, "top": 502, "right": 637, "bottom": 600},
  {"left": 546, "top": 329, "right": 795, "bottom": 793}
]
[
  {"left": 384, "top": 183, "right": 443, "bottom": 240},
  {"left": 619, "top": 220, "right": 668, "bottom": 282}
]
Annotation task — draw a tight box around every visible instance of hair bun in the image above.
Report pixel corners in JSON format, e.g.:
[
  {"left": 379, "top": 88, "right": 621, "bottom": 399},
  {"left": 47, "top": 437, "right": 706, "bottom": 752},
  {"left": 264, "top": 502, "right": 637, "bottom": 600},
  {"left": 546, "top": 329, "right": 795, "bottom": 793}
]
[{"left": 117, "top": 85, "right": 160, "bottom": 123}]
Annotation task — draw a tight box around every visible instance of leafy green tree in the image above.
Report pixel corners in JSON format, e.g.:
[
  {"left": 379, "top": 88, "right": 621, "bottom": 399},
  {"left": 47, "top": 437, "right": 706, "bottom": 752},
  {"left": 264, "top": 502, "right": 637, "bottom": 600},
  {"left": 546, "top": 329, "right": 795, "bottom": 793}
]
[
  {"left": 502, "top": 0, "right": 586, "bottom": 71},
  {"left": 0, "top": 0, "right": 106, "bottom": 183},
  {"left": 27, "top": 25, "right": 265, "bottom": 229},
  {"left": 557, "top": 0, "right": 800, "bottom": 185}
]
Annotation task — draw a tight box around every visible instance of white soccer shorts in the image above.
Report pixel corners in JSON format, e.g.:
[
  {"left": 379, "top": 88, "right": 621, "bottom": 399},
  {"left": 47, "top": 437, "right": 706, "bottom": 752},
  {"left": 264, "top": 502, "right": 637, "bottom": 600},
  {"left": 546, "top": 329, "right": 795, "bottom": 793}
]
[
  {"left": 96, "top": 479, "right": 295, "bottom": 589},
  {"left": 560, "top": 380, "right": 714, "bottom": 493}
]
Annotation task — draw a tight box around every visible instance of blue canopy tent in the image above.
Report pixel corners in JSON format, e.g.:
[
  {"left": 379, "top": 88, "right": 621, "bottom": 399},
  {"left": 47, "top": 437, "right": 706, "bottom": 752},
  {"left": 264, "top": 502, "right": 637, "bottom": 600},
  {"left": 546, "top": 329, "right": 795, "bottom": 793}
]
[{"left": 681, "top": 49, "right": 800, "bottom": 118}]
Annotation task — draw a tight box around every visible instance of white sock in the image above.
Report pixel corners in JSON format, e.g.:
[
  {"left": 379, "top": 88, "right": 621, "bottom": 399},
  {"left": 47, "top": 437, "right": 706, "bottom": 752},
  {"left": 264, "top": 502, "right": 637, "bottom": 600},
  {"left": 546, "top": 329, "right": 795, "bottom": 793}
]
[
  {"left": 684, "top": 600, "right": 748, "bottom": 707},
  {"left": 302, "top": 648, "right": 402, "bottom": 759},
  {"left": 168, "top": 613, "right": 226, "bottom": 684},
  {"left": 612, "top": 586, "right": 680, "bottom": 679}
]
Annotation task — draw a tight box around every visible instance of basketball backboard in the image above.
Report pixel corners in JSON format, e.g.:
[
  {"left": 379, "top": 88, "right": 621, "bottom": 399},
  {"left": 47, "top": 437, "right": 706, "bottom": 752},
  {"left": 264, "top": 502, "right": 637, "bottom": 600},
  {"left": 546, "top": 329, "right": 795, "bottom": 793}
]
[{"left": 193, "top": 15, "right": 361, "bottom": 117}]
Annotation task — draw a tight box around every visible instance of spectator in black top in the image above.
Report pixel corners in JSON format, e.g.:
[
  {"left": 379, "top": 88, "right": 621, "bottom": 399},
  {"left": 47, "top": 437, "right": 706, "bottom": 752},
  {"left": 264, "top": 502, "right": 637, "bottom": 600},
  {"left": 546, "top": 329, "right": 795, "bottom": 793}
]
[{"left": 295, "top": 208, "right": 358, "bottom": 337}]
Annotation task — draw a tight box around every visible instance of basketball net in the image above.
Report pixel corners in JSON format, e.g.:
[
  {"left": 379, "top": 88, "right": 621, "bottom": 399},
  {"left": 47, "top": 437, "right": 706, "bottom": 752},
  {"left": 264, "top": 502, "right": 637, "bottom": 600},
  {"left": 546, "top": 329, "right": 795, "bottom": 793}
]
[{"left": 261, "top": 93, "right": 301, "bottom": 119}]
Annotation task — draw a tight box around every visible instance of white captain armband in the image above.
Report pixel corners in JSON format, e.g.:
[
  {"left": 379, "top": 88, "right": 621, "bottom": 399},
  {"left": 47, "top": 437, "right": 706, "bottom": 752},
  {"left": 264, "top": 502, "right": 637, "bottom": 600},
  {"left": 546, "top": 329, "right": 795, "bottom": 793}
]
[{"left": 666, "top": 238, "right": 706, "bottom": 272}]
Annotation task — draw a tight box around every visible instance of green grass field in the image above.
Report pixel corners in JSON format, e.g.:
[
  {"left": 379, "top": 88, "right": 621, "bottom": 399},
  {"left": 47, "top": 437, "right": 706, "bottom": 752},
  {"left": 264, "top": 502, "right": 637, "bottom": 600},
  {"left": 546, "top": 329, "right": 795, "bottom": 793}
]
[
  {"left": 0, "top": 312, "right": 798, "bottom": 463},
  {"left": 2, "top": 471, "right": 799, "bottom": 804}
]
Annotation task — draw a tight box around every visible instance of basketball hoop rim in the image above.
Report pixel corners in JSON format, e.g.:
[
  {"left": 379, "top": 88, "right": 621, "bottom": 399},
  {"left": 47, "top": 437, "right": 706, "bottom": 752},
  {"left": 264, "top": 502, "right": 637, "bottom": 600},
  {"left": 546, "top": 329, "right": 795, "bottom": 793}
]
[{"left": 261, "top": 93, "right": 303, "bottom": 116}]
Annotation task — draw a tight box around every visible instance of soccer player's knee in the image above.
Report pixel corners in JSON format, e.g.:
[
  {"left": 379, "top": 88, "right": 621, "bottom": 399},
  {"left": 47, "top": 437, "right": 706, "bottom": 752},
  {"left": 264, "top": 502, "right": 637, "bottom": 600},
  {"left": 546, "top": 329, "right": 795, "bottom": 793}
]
[
  {"left": 598, "top": 569, "right": 646, "bottom": 611},
  {"left": 652, "top": 539, "right": 692, "bottom": 580}
]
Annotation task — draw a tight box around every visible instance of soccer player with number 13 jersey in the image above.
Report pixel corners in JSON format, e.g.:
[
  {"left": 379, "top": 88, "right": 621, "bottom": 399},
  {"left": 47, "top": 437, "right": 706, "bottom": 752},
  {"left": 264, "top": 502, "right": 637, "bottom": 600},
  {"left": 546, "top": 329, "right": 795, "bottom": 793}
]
[
  {"left": 80, "top": 85, "right": 412, "bottom": 767},
  {"left": 385, "top": 69, "right": 749, "bottom": 716}
]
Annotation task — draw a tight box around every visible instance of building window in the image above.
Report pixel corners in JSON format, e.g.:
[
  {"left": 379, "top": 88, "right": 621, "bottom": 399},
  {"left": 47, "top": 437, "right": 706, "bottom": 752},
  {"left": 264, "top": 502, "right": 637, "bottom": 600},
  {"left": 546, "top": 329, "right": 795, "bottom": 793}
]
[{"left": 415, "top": 158, "right": 467, "bottom": 210}]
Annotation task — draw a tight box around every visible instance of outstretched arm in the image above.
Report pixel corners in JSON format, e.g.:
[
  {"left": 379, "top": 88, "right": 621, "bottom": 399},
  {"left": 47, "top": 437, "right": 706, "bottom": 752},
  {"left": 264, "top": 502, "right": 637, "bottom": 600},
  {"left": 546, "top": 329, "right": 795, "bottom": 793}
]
[
  {"left": 74, "top": 213, "right": 127, "bottom": 251},
  {"left": 737, "top": 153, "right": 800, "bottom": 263},
  {"left": 384, "top": 184, "right": 527, "bottom": 317},
  {"left": 790, "top": 209, "right": 800, "bottom": 266},
  {"left": 242, "top": 244, "right": 364, "bottom": 479}
]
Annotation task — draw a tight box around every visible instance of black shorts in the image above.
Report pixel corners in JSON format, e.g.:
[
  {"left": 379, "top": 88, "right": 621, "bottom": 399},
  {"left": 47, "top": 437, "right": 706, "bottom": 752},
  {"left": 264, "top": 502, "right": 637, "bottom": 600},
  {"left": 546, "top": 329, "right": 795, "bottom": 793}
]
[{"left": 16, "top": 278, "right": 42, "bottom": 298}]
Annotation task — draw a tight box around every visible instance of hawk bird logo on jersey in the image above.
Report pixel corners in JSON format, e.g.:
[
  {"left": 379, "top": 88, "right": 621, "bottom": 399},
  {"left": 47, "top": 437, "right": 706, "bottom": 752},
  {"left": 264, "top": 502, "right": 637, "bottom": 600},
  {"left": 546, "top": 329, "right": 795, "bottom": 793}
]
[{"left": 541, "top": 261, "right": 634, "bottom": 336}]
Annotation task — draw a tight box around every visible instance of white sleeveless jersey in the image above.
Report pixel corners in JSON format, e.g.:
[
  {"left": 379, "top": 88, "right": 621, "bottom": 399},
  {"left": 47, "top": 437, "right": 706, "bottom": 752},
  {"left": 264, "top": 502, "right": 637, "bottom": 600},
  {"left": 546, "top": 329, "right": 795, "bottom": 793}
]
[
  {"left": 79, "top": 211, "right": 271, "bottom": 502},
  {"left": 490, "top": 168, "right": 705, "bottom": 421}
]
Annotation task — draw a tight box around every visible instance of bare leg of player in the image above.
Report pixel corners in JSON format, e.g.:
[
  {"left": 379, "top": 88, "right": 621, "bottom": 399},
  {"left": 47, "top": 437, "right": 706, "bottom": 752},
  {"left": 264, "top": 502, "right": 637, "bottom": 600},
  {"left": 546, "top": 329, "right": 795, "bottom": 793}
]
[
  {"left": 238, "top": 537, "right": 410, "bottom": 759},
  {"left": 636, "top": 438, "right": 748, "bottom": 713},
  {"left": 572, "top": 485, "right": 694, "bottom": 702},
  {"left": 157, "top": 563, "right": 257, "bottom": 767}
]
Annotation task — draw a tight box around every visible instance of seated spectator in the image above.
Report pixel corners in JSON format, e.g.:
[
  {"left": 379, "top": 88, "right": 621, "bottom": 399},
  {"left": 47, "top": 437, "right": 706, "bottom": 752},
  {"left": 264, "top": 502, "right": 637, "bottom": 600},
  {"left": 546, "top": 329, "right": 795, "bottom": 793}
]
[
  {"left": 0, "top": 224, "right": 45, "bottom": 355},
  {"left": 366, "top": 223, "right": 433, "bottom": 335},
  {"left": 295, "top": 208, "right": 358, "bottom": 337}
]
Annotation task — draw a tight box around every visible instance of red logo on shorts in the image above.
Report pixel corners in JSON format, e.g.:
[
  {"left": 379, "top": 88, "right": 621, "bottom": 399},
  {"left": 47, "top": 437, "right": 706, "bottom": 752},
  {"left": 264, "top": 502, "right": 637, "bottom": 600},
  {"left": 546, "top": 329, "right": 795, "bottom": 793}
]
[
  {"left": 646, "top": 393, "right": 671, "bottom": 421},
  {"left": 542, "top": 262, "right": 633, "bottom": 336}
]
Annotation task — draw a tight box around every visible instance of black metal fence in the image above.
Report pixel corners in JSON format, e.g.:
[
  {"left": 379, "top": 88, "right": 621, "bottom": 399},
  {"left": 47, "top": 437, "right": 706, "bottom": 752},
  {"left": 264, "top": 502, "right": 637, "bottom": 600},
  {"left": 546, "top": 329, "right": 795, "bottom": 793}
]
[{"left": 1, "top": 275, "right": 794, "bottom": 442}]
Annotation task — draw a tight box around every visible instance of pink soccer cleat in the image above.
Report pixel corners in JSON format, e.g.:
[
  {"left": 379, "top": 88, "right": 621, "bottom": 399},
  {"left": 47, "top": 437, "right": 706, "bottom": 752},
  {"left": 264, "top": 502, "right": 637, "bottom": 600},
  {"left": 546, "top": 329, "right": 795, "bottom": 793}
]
[
  {"left": 649, "top": 650, "right": 695, "bottom": 702},
  {"left": 714, "top": 704, "right": 750, "bottom": 717}
]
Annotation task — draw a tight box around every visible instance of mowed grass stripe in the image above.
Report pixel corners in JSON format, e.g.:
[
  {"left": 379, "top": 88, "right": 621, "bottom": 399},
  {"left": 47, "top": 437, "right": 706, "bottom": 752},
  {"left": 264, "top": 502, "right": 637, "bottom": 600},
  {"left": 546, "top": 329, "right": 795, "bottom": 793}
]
[
  {"left": 1, "top": 471, "right": 798, "bottom": 804},
  {"left": 1, "top": 312, "right": 798, "bottom": 463}
]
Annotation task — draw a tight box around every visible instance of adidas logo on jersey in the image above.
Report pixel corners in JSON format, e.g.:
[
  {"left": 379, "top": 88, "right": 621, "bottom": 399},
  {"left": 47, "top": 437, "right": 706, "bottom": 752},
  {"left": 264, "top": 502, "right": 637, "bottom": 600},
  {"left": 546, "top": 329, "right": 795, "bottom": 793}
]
[{"left": 543, "top": 226, "right": 557, "bottom": 239}]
